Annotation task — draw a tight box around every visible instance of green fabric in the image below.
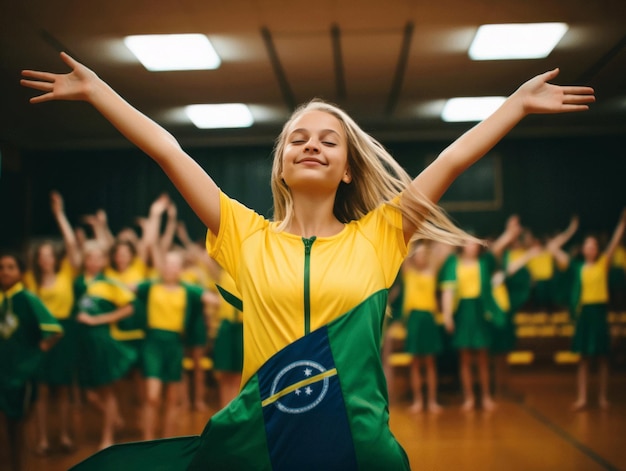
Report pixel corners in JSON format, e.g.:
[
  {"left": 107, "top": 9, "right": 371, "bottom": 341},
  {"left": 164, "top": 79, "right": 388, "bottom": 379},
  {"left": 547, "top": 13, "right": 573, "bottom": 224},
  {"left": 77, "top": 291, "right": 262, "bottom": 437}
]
[
  {"left": 213, "top": 319, "right": 243, "bottom": 372},
  {"left": 404, "top": 310, "right": 443, "bottom": 355},
  {"left": 69, "top": 290, "right": 409, "bottom": 471},
  {"left": 503, "top": 250, "right": 532, "bottom": 313},
  {"left": 74, "top": 275, "right": 137, "bottom": 388},
  {"left": 572, "top": 303, "right": 610, "bottom": 356},
  {"left": 452, "top": 298, "right": 492, "bottom": 349},
  {"left": 439, "top": 253, "right": 506, "bottom": 328},
  {"left": 0, "top": 289, "right": 62, "bottom": 389},
  {"left": 37, "top": 318, "right": 77, "bottom": 385},
  {"left": 142, "top": 329, "right": 184, "bottom": 382}
]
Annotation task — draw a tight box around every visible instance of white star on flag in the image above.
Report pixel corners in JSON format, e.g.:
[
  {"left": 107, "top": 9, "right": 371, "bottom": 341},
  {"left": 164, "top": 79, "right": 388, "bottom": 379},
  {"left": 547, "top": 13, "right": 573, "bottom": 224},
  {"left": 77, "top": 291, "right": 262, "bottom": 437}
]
[
  {"left": 305, "top": 386, "right": 313, "bottom": 395},
  {"left": 295, "top": 388, "right": 301, "bottom": 396},
  {"left": 304, "top": 368, "right": 312, "bottom": 377}
]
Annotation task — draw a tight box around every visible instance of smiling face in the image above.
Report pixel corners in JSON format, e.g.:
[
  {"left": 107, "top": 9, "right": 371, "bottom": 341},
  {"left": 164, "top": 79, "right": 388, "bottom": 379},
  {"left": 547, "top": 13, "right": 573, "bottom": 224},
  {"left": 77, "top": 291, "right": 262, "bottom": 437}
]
[{"left": 280, "top": 110, "right": 351, "bottom": 194}]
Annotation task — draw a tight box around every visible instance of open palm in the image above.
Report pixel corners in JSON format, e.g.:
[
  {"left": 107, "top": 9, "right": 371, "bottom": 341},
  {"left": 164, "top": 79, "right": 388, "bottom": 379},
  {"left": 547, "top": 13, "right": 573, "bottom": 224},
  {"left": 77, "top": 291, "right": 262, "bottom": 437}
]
[{"left": 519, "top": 68, "right": 595, "bottom": 114}]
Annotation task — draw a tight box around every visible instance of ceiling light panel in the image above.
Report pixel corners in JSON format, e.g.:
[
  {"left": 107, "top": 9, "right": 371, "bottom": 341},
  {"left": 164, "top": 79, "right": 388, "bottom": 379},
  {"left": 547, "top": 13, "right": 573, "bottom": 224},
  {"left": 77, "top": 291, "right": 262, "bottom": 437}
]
[
  {"left": 124, "top": 34, "right": 221, "bottom": 71},
  {"left": 441, "top": 97, "right": 506, "bottom": 122},
  {"left": 185, "top": 104, "right": 254, "bottom": 129},
  {"left": 469, "top": 23, "right": 568, "bottom": 60}
]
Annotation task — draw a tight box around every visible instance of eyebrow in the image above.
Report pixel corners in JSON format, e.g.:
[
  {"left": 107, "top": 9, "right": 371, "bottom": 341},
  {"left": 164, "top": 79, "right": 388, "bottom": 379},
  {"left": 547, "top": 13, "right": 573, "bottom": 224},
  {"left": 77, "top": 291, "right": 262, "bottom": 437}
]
[{"left": 288, "top": 128, "right": 342, "bottom": 140}]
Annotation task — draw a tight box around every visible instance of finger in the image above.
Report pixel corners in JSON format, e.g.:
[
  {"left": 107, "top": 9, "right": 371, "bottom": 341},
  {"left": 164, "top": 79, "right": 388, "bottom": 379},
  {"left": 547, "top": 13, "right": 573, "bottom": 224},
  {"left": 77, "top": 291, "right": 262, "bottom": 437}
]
[
  {"left": 21, "top": 70, "right": 58, "bottom": 82},
  {"left": 561, "top": 86, "right": 595, "bottom": 96},
  {"left": 563, "top": 94, "right": 596, "bottom": 104},
  {"left": 60, "top": 51, "right": 79, "bottom": 69},
  {"left": 20, "top": 79, "right": 54, "bottom": 92},
  {"left": 30, "top": 93, "right": 54, "bottom": 104},
  {"left": 560, "top": 104, "right": 590, "bottom": 112},
  {"left": 541, "top": 67, "right": 560, "bottom": 81}
]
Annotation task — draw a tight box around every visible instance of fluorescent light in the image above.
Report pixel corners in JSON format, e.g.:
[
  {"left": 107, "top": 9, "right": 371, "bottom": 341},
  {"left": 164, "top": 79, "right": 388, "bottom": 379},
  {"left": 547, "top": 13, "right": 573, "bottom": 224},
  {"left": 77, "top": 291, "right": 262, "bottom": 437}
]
[
  {"left": 124, "top": 34, "right": 221, "bottom": 71},
  {"left": 441, "top": 97, "right": 506, "bottom": 122},
  {"left": 469, "top": 23, "right": 568, "bottom": 60},
  {"left": 185, "top": 104, "right": 254, "bottom": 129}
]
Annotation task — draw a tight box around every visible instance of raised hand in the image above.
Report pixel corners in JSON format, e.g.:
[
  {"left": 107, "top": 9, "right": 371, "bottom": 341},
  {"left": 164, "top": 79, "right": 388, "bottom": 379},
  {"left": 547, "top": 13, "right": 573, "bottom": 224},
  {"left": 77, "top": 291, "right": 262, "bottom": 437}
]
[
  {"left": 515, "top": 68, "right": 595, "bottom": 115},
  {"left": 21, "top": 52, "right": 99, "bottom": 103},
  {"left": 50, "top": 190, "right": 64, "bottom": 216}
]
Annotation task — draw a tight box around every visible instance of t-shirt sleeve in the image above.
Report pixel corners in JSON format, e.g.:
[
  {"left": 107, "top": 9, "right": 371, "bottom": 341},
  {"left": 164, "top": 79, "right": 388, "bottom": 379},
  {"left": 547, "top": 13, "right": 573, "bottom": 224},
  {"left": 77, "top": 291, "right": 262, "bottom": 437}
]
[
  {"left": 205, "top": 191, "right": 268, "bottom": 283},
  {"left": 25, "top": 291, "right": 63, "bottom": 339},
  {"left": 356, "top": 197, "right": 409, "bottom": 288}
]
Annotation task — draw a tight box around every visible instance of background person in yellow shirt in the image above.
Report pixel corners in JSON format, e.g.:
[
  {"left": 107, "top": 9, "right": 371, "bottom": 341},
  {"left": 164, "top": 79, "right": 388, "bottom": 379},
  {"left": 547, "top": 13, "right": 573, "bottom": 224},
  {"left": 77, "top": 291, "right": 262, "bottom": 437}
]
[
  {"left": 549, "top": 209, "right": 626, "bottom": 411},
  {"left": 24, "top": 191, "right": 81, "bottom": 456}
]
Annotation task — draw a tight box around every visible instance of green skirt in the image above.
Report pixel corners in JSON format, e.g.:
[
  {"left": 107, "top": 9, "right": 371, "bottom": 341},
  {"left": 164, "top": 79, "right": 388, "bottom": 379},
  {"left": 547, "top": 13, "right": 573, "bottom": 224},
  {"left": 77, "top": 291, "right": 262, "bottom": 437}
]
[
  {"left": 453, "top": 298, "right": 491, "bottom": 350},
  {"left": 213, "top": 320, "right": 243, "bottom": 373},
  {"left": 572, "top": 303, "right": 610, "bottom": 356},
  {"left": 37, "top": 318, "right": 77, "bottom": 386},
  {"left": 404, "top": 310, "right": 442, "bottom": 356},
  {"left": 142, "top": 329, "right": 184, "bottom": 382},
  {"left": 77, "top": 324, "right": 137, "bottom": 388}
]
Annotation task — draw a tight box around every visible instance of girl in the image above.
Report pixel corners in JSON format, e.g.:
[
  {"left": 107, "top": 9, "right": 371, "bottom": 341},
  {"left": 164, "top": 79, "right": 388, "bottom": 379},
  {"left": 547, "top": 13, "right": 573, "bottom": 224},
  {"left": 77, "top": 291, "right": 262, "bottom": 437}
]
[
  {"left": 401, "top": 241, "right": 452, "bottom": 413},
  {"left": 439, "top": 217, "right": 522, "bottom": 411},
  {"left": 0, "top": 251, "right": 63, "bottom": 471},
  {"left": 23, "top": 191, "right": 81, "bottom": 455},
  {"left": 136, "top": 250, "right": 207, "bottom": 440},
  {"left": 74, "top": 240, "right": 137, "bottom": 450},
  {"left": 21, "top": 53, "right": 593, "bottom": 469},
  {"left": 548, "top": 210, "right": 626, "bottom": 411}
]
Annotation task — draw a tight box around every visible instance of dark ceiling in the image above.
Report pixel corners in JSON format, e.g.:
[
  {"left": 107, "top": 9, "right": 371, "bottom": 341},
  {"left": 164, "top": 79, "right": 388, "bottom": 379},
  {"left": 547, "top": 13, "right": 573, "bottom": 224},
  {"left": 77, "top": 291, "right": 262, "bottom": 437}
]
[{"left": 1, "top": 0, "right": 625, "bottom": 151}]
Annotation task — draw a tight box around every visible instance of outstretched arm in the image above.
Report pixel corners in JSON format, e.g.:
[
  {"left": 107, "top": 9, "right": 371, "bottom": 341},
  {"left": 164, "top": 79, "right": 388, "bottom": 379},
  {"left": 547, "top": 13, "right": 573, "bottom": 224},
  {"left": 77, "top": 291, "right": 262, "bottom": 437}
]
[
  {"left": 490, "top": 215, "right": 522, "bottom": 259},
  {"left": 50, "top": 190, "right": 82, "bottom": 270},
  {"left": 403, "top": 69, "right": 594, "bottom": 239},
  {"left": 549, "top": 215, "right": 579, "bottom": 250},
  {"left": 21, "top": 52, "right": 221, "bottom": 234}
]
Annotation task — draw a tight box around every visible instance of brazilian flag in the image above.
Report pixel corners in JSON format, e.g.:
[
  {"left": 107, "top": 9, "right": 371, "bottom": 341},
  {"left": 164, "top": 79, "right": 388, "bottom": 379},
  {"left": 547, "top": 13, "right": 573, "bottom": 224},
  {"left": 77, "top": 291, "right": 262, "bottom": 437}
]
[{"left": 71, "top": 290, "right": 410, "bottom": 470}]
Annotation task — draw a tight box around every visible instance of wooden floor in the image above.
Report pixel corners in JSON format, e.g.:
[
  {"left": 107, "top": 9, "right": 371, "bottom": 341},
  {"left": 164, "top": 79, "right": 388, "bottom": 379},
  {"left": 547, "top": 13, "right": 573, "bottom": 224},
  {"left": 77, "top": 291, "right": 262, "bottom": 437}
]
[{"left": 2, "top": 370, "right": 625, "bottom": 471}]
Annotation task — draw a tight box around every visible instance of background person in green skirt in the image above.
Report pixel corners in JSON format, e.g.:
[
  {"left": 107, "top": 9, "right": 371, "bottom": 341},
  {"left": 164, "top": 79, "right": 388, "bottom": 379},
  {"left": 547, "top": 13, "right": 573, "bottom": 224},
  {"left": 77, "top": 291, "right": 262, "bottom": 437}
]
[
  {"left": 21, "top": 52, "right": 594, "bottom": 470},
  {"left": 401, "top": 240, "right": 452, "bottom": 413},
  {"left": 549, "top": 209, "right": 626, "bottom": 411},
  {"left": 23, "top": 190, "right": 82, "bottom": 456},
  {"left": 74, "top": 240, "right": 137, "bottom": 450},
  {"left": 136, "top": 249, "right": 207, "bottom": 440},
  {"left": 0, "top": 251, "right": 63, "bottom": 471},
  {"left": 439, "top": 219, "right": 521, "bottom": 412}
]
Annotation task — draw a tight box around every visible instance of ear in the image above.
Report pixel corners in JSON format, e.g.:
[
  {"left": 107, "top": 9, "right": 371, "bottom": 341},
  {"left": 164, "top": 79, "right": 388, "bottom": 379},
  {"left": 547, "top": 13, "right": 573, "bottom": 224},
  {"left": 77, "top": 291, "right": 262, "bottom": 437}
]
[{"left": 342, "top": 167, "right": 352, "bottom": 184}]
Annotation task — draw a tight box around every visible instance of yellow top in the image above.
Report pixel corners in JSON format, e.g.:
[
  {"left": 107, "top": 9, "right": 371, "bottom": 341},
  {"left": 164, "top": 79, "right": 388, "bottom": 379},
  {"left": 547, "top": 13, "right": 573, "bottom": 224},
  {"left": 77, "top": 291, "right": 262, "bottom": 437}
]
[
  {"left": 147, "top": 284, "right": 186, "bottom": 333},
  {"left": 612, "top": 245, "right": 626, "bottom": 269},
  {"left": 105, "top": 257, "right": 148, "bottom": 288},
  {"left": 457, "top": 261, "right": 480, "bottom": 299},
  {"left": 401, "top": 267, "right": 437, "bottom": 313},
  {"left": 527, "top": 250, "right": 554, "bottom": 281},
  {"left": 580, "top": 255, "right": 609, "bottom": 305},
  {"left": 206, "top": 192, "right": 407, "bottom": 384},
  {"left": 216, "top": 270, "right": 243, "bottom": 323},
  {"left": 23, "top": 258, "right": 75, "bottom": 320}
]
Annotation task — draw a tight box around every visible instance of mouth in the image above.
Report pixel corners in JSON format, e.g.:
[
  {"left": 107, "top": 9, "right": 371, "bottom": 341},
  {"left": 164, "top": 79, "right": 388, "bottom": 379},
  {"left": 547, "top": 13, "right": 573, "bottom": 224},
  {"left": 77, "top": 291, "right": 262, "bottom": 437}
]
[{"left": 296, "top": 157, "right": 326, "bottom": 165}]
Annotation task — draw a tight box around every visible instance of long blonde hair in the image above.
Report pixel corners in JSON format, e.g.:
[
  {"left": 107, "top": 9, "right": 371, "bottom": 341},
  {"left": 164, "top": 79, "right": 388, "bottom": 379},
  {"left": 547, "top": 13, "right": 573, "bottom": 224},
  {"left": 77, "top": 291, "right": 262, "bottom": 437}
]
[{"left": 270, "top": 99, "right": 480, "bottom": 246}]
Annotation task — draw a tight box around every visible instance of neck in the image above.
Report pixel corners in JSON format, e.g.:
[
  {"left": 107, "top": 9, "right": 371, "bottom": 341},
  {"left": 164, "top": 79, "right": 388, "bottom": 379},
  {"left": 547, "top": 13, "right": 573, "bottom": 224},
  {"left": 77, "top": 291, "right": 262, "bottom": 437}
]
[{"left": 287, "top": 192, "right": 343, "bottom": 238}]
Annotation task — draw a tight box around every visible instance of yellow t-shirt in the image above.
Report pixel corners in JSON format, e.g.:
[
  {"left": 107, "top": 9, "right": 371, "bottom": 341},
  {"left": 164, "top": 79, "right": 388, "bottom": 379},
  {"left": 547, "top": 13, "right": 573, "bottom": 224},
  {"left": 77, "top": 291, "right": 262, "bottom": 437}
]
[
  {"left": 105, "top": 257, "right": 148, "bottom": 289},
  {"left": 206, "top": 192, "right": 407, "bottom": 384},
  {"left": 23, "top": 258, "right": 76, "bottom": 320},
  {"left": 401, "top": 267, "right": 437, "bottom": 313},
  {"left": 457, "top": 261, "right": 481, "bottom": 299},
  {"left": 147, "top": 284, "right": 186, "bottom": 333},
  {"left": 527, "top": 251, "right": 554, "bottom": 281},
  {"left": 492, "top": 282, "right": 511, "bottom": 312},
  {"left": 580, "top": 255, "right": 609, "bottom": 305}
]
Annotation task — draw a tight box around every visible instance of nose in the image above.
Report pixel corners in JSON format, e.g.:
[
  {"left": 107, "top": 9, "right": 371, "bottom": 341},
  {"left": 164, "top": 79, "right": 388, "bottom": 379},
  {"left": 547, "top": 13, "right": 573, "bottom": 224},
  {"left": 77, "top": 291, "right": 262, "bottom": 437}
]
[{"left": 304, "top": 138, "right": 320, "bottom": 153}]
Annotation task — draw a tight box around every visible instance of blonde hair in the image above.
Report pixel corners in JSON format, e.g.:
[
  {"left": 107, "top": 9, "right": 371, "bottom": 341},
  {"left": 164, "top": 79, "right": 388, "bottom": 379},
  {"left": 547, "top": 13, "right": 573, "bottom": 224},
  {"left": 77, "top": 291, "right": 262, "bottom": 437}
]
[{"left": 270, "top": 99, "right": 481, "bottom": 247}]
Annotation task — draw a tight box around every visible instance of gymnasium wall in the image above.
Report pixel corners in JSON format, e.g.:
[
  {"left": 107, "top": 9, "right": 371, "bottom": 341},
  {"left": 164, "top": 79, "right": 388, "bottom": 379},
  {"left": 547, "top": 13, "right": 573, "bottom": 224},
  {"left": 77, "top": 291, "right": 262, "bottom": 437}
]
[{"left": 1, "top": 134, "right": 623, "bottom": 250}]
